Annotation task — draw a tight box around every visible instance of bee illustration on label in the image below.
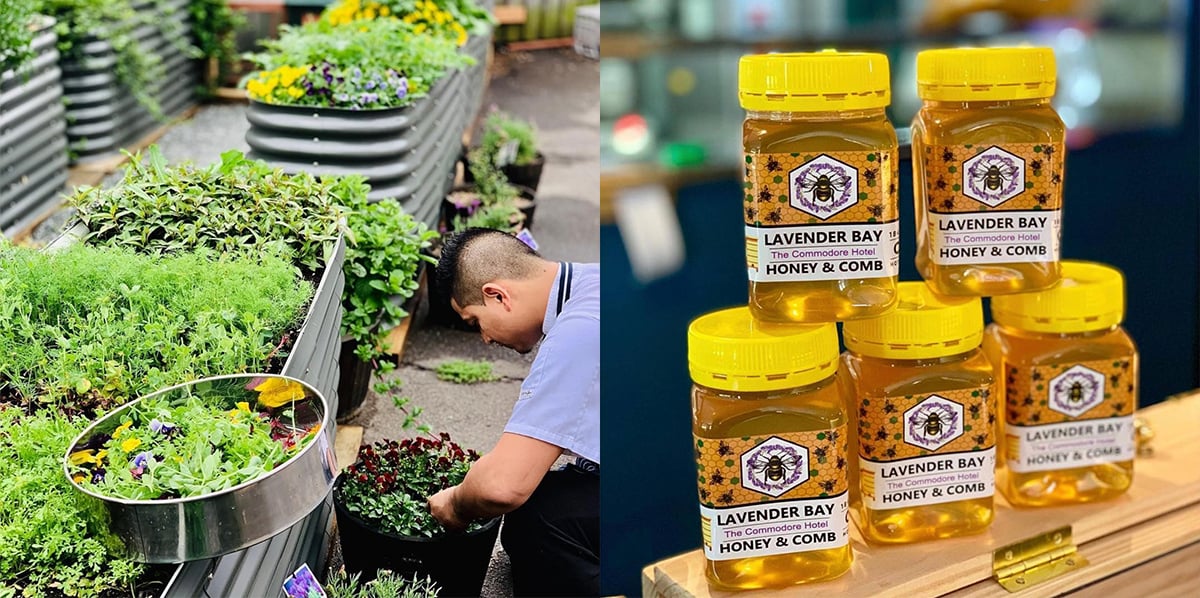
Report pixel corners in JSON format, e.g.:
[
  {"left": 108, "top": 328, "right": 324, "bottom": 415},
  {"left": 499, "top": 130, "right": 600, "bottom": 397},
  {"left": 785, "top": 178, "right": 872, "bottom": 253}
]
[
  {"left": 699, "top": 488, "right": 709, "bottom": 501},
  {"left": 814, "top": 446, "right": 827, "bottom": 460},
  {"left": 1051, "top": 172, "right": 1061, "bottom": 185},
  {"left": 941, "top": 197, "right": 956, "bottom": 211},
  {"left": 868, "top": 204, "right": 884, "bottom": 218},
  {"left": 757, "top": 186, "right": 773, "bottom": 203},
  {"left": 836, "top": 456, "right": 846, "bottom": 470},
  {"left": 717, "top": 441, "right": 733, "bottom": 457},
  {"left": 827, "top": 429, "right": 840, "bottom": 444},
  {"left": 799, "top": 171, "right": 850, "bottom": 203},
  {"left": 904, "top": 396, "right": 963, "bottom": 450},
  {"left": 766, "top": 157, "right": 781, "bottom": 172},
  {"left": 864, "top": 167, "right": 878, "bottom": 186},
  {"left": 922, "top": 412, "right": 946, "bottom": 437},
  {"left": 973, "top": 433, "right": 988, "bottom": 446},
  {"left": 1042, "top": 146, "right": 1056, "bottom": 158},
  {"left": 745, "top": 205, "right": 756, "bottom": 221},
  {"left": 935, "top": 177, "right": 948, "bottom": 190},
  {"left": 968, "top": 403, "right": 981, "bottom": 419},
  {"left": 972, "top": 159, "right": 1017, "bottom": 191},
  {"left": 819, "top": 479, "right": 836, "bottom": 493},
  {"left": 1031, "top": 158, "right": 1043, "bottom": 172},
  {"left": 709, "top": 472, "right": 724, "bottom": 485},
  {"left": 883, "top": 401, "right": 897, "bottom": 414},
  {"left": 764, "top": 209, "right": 783, "bottom": 224},
  {"left": 942, "top": 148, "right": 955, "bottom": 162},
  {"left": 717, "top": 491, "right": 735, "bottom": 505},
  {"left": 884, "top": 447, "right": 897, "bottom": 459},
  {"left": 875, "top": 427, "right": 888, "bottom": 441},
  {"left": 1036, "top": 193, "right": 1050, "bottom": 205},
  {"left": 748, "top": 451, "right": 797, "bottom": 484},
  {"left": 1068, "top": 382, "right": 1085, "bottom": 404}
]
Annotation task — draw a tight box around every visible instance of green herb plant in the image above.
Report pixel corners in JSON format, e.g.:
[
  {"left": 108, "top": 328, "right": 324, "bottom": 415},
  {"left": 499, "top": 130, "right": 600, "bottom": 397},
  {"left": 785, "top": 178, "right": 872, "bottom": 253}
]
[
  {"left": 0, "top": 241, "right": 311, "bottom": 412},
  {"left": 326, "top": 570, "right": 441, "bottom": 598},
  {"left": 68, "top": 146, "right": 350, "bottom": 274},
  {"left": 0, "top": 0, "right": 36, "bottom": 74},
  {"left": 449, "top": 148, "right": 523, "bottom": 233},
  {"left": 479, "top": 111, "right": 538, "bottom": 167},
  {"left": 337, "top": 434, "right": 480, "bottom": 537},
  {"left": 434, "top": 359, "right": 498, "bottom": 384}
]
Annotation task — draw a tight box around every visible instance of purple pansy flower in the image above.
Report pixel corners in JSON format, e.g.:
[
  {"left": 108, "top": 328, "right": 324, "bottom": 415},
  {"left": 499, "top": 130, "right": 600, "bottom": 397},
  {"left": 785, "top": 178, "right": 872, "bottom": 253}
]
[{"left": 149, "top": 419, "right": 175, "bottom": 435}]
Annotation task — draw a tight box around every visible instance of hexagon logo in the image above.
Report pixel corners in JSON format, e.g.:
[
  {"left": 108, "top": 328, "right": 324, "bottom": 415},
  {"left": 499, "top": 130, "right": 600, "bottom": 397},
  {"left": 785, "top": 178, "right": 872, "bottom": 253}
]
[
  {"left": 904, "top": 395, "right": 964, "bottom": 451},
  {"left": 962, "top": 146, "right": 1025, "bottom": 207},
  {"left": 788, "top": 154, "right": 858, "bottom": 220},
  {"left": 740, "top": 436, "right": 809, "bottom": 497},
  {"left": 1049, "top": 365, "right": 1105, "bottom": 417}
]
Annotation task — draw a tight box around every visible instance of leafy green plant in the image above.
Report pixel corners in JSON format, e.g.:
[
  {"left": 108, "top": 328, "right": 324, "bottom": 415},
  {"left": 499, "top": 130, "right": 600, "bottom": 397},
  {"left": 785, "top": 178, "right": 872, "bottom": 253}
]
[
  {"left": 70, "top": 377, "right": 321, "bottom": 500},
  {"left": 447, "top": 148, "right": 523, "bottom": 232},
  {"left": 0, "top": 408, "right": 144, "bottom": 598},
  {"left": 35, "top": 0, "right": 196, "bottom": 117},
  {"left": 342, "top": 199, "right": 437, "bottom": 350},
  {"left": 326, "top": 569, "right": 441, "bottom": 598},
  {"left": 479, "top": 111, "right": 539, "bottom": 167},
  {"left": 434, "top": 359, "right": 498, "bottom": 384},
  {"left": 0, "top": 0, "right": 36, "bottom": 73},
  {"left": 245, "top": 17, "right": 470, "bottom": 109},
  {"left": 337, "top": 434, "right": 480, "bottom": 537},
  {"left": 67, "top": 146, "right": 350, "bottom": 274},
  {"left": 0, "top": 241, "right": 312, "bottom": 412},
  {"left": 188, "top": 0, "right": 244, "bottom": 93}
]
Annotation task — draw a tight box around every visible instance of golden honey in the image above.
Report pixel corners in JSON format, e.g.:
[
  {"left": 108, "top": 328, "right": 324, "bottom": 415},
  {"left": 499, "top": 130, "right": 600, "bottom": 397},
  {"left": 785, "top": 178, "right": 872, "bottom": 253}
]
[
  {"left": 689, "top": 307, "right": 852, "bottom": 590},
  {"left": 912, "top": 47, "right": 1066, "bottom": 296},
  {"left": 984, "top": 261, "right": 1138, "bottom": 506},
  {"left": 841, "top": 282, "right": 996, "bottom": 544},
  {"left": 740, "top": 51, "right": 899, "bottom": 322}
]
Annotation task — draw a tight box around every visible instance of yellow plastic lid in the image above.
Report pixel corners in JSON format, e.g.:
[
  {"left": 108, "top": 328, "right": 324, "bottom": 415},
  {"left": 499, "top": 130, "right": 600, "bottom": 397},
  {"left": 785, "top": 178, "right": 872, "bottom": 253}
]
[
  {"left": 991, "top": 261, "right": 1125, "bottom": 334},
  {"left": 917, "top": 47, "right": 1056, "bottom": 101},
  {"left": 688, "top": 307, "right": 839, "bottom": 392},
  {"left": 739, "top": 51, "right": 891, "bottom": 112},
  {"left": 843, "top": 282, "right": 983, "bottom": 359}
]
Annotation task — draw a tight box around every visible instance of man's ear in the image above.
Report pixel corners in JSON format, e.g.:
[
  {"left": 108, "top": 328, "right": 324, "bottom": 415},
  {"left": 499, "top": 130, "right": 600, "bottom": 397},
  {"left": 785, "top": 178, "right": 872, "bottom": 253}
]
[{"left": 481, "top": 282, "right": 512, "bottom": 309}]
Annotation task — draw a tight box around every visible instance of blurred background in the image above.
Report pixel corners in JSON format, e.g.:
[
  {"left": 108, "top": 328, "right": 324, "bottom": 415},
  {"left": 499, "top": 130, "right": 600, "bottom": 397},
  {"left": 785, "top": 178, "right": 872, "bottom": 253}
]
[{"left": 599, "top": 0, "right": 1198, "bottom": 595}]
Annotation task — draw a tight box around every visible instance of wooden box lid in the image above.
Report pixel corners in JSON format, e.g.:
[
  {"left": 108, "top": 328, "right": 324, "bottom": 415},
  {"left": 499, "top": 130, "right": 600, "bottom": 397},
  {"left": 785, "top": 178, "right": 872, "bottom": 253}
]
[{"left": 643, "top": 392, "right": 1200, "bottom": 597}]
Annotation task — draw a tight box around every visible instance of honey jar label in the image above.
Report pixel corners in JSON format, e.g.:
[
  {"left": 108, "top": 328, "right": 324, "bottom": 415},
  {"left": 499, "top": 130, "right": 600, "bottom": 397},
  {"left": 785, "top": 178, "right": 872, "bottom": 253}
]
[
  {"left": 921, "top": 143, "right": 1064, "bottom": 265},
  {"left": 1004, "top": 357, "right": 1136, "bottom": 473},
  {"left": 743, "top": 150, "right": 899, "bottom": 282},
  {"left": 695, "top": 428, "right": 850, "bottom": 560},
  {"left": 858, "top": 386, "right": 996, "bottom": 510}
]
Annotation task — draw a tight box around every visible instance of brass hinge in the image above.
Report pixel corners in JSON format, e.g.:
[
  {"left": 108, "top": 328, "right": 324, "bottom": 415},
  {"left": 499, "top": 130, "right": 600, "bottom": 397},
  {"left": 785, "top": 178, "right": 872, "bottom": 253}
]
[{"left": 992, "top": 525, "right": 1088, "bottom": 592}]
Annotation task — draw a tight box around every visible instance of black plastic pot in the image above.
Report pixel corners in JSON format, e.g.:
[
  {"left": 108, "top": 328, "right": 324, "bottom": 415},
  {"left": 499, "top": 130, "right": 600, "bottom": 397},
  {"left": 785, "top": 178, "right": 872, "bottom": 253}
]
[
  {"left": 440, "top": 184, "right": 483, "bottom": 232},
  {"left": 513, "top": 185, "right": 537, "bottom": 229},
  {"left": 334, "top": 476, "right": 501, "bottom": 597},
  {"left": 501, "top": 152, "right": 546, "bottom": 191},
  {"left": 336, "top": 338, "right": 372, "bottom": 422}
]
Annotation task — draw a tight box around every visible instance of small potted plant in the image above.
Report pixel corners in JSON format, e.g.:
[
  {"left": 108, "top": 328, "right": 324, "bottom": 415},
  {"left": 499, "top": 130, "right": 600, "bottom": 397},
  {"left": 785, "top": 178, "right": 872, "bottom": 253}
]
[
  {"left": 442, "top": 147, "right": 532, "bottom": 233},
  {"left": 475, "top": 110, "right": 545, "bottom": 192},
  {"left": 333, "top": 434, "right": 499, "bottom": 597}
]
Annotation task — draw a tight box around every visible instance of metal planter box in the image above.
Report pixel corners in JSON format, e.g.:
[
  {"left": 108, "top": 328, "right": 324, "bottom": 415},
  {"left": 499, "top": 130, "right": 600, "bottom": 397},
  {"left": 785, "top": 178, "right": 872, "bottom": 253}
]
[
  {"left": 61, "top": 0, "right": 199, "bottom": 165},
  {"left": 46, "top": 227, "right": 346, "bottom": 596},
  {"left": 0, "top": 19, "right": 68, "bottom": 237},
  {"left": 246, "top": 71, "right": 467, "bottom": 228}
]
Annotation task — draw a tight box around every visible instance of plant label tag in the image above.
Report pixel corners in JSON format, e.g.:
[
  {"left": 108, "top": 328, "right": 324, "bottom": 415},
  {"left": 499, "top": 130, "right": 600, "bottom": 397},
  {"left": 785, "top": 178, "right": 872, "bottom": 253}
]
[
  {"left": 517, "top": 228, "right": 539, "bottom": 250},
  {"left": 497, "top": 139, "right": 520, "bottom": 167},
  {"left": 282, "top": 563, "right": 326, "bottom": 598}
]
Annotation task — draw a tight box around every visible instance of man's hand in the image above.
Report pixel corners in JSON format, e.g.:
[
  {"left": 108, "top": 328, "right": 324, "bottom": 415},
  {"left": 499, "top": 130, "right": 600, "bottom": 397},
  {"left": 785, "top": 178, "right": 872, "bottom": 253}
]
[{"left": 428, "top": 485, "right": 469, "bottom": 532}]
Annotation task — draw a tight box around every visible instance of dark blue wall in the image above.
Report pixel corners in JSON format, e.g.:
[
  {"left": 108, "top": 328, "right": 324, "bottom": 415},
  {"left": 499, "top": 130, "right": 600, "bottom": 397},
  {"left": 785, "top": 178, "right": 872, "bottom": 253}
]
[{"left": 600, "top": 11, "right": 1198, "bottom": 594}]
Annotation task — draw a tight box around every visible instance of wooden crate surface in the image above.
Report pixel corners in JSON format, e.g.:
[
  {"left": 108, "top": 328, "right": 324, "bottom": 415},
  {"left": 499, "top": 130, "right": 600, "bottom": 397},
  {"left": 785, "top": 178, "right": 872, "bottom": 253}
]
[{"left": 643, "top": 392, "right": 1200, "bottom": 597}]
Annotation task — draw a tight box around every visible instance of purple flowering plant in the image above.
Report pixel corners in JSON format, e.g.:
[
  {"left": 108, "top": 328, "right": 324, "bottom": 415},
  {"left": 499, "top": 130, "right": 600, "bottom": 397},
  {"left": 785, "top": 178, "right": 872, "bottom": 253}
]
[{"left": 336, "top": 433, "right": 481, "bottom": 537}]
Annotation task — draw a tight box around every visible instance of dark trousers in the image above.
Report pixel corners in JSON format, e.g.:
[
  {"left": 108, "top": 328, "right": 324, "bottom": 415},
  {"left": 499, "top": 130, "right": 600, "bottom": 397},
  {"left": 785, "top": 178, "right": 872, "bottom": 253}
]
[{"left": 501, "top": 466, "right": 600, "bottom": 597}]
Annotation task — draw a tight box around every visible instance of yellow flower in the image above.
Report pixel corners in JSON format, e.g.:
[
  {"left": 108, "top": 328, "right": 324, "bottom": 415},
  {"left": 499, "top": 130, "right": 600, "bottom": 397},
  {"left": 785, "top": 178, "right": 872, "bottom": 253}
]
[
  {"left": 278, "top": 66, "right": 305, "bottom": 87},
  {"left": 380, "top": 5, "right": 390, "bottom": 16},
  {"left": 96, "top": 450, "right": 108, "bottom": 462},
  {"left": 254, "top": 378, "right": 306, "bottom": 408},
  {"left": 237, "top": 401, "right": 251, "bottom": 412},
  {"left": 414, "top": 23, "right": 427, "bottom": 33},
  {"left": 287, "top": 87, "right": 304, "bottom": 99},
  {"left": 72, "top": 473, "right": 86, "bottom": 484},
  {"left": 69, "top": 450, "right": 95, "bottom": 466},
  {"left": 113, "top": 420, "right": 133, "bottom": 439},
  {"left": 121, "top": 437, "right": 142, "bottom": 452}
]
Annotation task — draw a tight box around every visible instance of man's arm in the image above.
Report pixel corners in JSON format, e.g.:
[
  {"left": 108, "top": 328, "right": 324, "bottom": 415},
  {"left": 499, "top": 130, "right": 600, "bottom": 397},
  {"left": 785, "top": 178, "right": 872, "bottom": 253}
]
[{"left": 429, "top": 432, "right": 562, "bottom": 531}]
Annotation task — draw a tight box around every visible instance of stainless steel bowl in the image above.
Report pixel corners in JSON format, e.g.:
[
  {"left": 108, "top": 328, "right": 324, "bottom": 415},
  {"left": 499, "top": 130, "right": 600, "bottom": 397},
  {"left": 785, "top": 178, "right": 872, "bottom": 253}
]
[{"left": 63, "top": 374, "right": 337, "bottom": 563}]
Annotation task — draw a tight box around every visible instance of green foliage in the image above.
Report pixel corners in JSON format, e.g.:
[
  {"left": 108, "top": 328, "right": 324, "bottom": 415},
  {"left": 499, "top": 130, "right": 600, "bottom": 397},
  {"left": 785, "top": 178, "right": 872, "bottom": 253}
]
[
  {"left": 0, "top": 408, "right": 144, "bottom": 598},
  {"left": 188, "top": 0, "right": 244, "bottom": 92},
  {"left": 342, "top": 198, "right": 437, "bottom": 355},
  {"left": 0, "top": 242, "right": 312, "bottom": 411},
  {"left": 337, "top": 434, "right": 479, "bottom": 537},
  {"left": 67, "top": 146, "right": 350, "bottom": 274},
  {"left": 0, "top": 0, "right": 36, "bottom": 73},
  {"left": 450, "top": 148, "right": 522, "bottom": 232},
  {"left": 73, "top": 388, "right": 319, "bottom": 500},
  {"left": 246, "top": 17, "right": 470, "bottom": 108},
  {"left": 35, "top": 0, "right": 198, "bottom": 116},
  {"left": 479, "top": 111, "right": 538, "bottom": 167},
  {"left": 326, "top": 569, "right": 441, "bottom": 598},
  {"left": 434, "top": 359, "right": 497, "bottom": 384}
]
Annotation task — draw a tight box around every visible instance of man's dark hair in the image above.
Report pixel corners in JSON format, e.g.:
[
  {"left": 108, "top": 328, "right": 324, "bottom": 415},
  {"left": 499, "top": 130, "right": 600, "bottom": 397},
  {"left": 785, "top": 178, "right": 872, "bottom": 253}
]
[{"left": 435, "top": 228, "right": 544, "bottom": 308}]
